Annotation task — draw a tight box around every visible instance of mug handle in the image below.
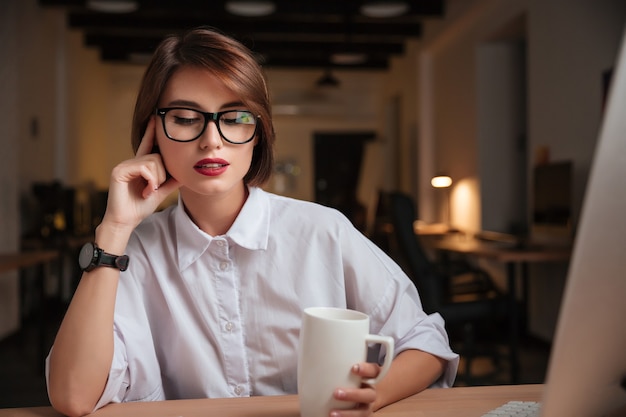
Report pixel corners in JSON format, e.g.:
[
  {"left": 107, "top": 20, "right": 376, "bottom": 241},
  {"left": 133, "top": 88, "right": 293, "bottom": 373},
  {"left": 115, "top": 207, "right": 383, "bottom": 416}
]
[{"left": 362, "top": 334, "right": 395, "bottom": 385}]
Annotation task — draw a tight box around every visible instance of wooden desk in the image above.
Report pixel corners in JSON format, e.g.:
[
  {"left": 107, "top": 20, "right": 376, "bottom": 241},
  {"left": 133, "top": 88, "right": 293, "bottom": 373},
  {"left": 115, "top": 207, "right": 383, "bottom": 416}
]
[
  {"left": 0, "top": 250, "right": 61, "bottom": 371},
  {"left": 0, "top": 250, "right": 59, "bottom": 274},
  {"left": 420, "top": 235, "right": 571, "bottom": 384},
  {"left": 22, "top": 236, "right": 93, "bottom": 301},
  {"left": 421, "top": 236, "right": 571, "bottom": 264},
  {"left": 0, "top": 384, "right": 543, "bottom": 417}
]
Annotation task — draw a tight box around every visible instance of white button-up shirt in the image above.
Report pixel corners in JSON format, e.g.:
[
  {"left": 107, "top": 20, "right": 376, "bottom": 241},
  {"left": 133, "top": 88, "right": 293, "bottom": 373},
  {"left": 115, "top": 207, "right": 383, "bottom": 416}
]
[{"left": 58, "top": 187, "right": 459, "bottom": 409}]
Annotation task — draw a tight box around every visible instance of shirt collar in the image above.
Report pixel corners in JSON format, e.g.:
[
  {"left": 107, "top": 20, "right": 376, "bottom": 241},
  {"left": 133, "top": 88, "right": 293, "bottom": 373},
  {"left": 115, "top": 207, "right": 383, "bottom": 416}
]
[
  {"left": 227, "top": 186, "right": 270, "bottom": 250},
  {"left": 174, "top": 187, "right": 270, "bottom": 270}
]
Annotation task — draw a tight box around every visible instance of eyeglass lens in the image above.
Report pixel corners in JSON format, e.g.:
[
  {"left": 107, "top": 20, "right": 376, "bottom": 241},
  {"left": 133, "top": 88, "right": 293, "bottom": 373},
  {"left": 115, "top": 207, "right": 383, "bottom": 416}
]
[{"left": 162, "top": 108, "right": 256, "bottom": 143}]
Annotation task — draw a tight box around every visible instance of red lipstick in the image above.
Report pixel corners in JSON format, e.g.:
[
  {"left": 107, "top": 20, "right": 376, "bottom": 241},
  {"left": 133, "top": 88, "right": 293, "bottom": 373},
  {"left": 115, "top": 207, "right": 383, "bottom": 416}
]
[{"left": 194, "top": 158, "right": 229, "bottom": 176}]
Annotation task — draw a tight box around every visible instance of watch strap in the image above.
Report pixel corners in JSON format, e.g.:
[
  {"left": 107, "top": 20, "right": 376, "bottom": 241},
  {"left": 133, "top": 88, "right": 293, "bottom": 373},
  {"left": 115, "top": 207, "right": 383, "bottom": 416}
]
[{"left": 98, "top": 249, "right": 130, "bottom": 271}]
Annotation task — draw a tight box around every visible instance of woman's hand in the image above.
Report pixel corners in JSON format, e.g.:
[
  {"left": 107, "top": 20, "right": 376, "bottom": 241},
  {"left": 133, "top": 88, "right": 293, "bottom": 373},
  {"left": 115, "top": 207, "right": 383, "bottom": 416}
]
[
  {"left": 330, "top": 363, "right": 381, "bottom": 417},
  {"left": 333, "top": 350, "right": 447, "bottom": 417},
  {"left": 101, "top": 117, "right": 180, "bottom": 233}
]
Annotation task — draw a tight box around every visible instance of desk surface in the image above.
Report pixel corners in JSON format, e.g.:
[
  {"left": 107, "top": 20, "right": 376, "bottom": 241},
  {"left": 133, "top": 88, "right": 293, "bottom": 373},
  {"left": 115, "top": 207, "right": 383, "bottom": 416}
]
[
  {"left": 0, "top": 250, "right": 60, "bottom": 274},
  {"left": 0, "top": 384, "right": 543, "bottom": 417},
  {"left": 420, "top": 235, "right": 571, "bottom": 263}
]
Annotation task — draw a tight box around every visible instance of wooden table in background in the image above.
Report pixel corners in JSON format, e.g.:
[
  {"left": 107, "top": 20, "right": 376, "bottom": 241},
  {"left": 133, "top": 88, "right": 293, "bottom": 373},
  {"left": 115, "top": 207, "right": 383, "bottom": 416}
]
[
  {"left": 0, "top": 250, "right": 61, "bottom": 371},
  {"left": 0, "top": 384, "right": 544, "bottom": 417},
  {"left": 0, "top": 250, "right": 59, "bottom": 274},
  {"left": 420, "top": 234, "right": 571, "bottom": 383}
]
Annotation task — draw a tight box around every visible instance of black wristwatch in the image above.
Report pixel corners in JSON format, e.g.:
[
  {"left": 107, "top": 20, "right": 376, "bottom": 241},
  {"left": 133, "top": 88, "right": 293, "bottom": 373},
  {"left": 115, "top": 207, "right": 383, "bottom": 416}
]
[{"left": 78, "top": 242, "right": 129, "bottom": 272}]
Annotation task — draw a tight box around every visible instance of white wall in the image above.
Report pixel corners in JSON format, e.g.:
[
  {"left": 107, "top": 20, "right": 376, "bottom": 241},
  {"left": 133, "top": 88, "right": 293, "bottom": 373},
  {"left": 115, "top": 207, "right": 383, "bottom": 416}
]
[
  {"left": 16, "top": 1, "right": 64, "bottom": 192},
  {"left": 64, "top": 34, "right": 135, "bottom": 189},
  {"left": 528, "top": 0, "right": 626, "bottom": 226},
  {"left": 266, "top": 69, "right": 385, "bottom": 202},
  {"left": 526, "top": 0, "right": 626, "bottom": 340},
  {"left": 477, "top": 41, "right": 527, "bottom": 235},
  {"left": 433, "top": 0, "right": 626, "bottom": 236},
  {"left": 418, "top": 0, "right": 528, "bottom": 231},
  {"left": 417, "top": 0, "right": 626, "bottom": 340}
]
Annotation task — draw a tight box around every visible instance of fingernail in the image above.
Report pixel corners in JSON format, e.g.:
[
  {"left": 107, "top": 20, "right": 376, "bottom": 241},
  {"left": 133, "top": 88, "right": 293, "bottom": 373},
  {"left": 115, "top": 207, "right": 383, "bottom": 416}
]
[
  {"left": 330, "top": 412, "right": 340, "bottom": 417},
  {"left": 335, "top": 389, "right": 346, "bottom": 399},
  {"left": 352, "top": 364, "right": 360, "bottom": 372}
]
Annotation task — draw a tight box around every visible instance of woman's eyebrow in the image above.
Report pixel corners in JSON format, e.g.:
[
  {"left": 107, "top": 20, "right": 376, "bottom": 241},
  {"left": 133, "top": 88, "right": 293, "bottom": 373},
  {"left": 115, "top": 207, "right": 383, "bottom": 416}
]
[
  {"left": 221, "top": 101, "right": 246, "bottom": 109},
  {"left": 163, "top": 99, "right": 246, "bottom": 109},
  {"left": 165, "top": 99, "right": 200, "bottom": 108}
]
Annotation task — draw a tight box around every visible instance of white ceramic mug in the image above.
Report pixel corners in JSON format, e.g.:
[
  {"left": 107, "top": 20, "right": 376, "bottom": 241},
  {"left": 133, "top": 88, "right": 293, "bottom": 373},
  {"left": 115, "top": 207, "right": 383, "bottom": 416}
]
[{"left": 297, "top": 307, "right": 395, "bottom": 417}]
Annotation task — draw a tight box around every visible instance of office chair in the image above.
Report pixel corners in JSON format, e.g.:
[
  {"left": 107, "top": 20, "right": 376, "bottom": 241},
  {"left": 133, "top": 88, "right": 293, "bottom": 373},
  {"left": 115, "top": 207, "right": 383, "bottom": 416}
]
[{"left": 387, "top": 191, "right": 509, "bottom": 384}]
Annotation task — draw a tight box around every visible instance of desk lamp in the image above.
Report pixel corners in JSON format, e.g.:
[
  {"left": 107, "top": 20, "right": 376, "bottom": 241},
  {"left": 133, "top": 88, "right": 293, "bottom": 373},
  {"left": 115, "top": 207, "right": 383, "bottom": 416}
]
[{"left": 431, "top": 174, "right": 452, "bottom": 228}]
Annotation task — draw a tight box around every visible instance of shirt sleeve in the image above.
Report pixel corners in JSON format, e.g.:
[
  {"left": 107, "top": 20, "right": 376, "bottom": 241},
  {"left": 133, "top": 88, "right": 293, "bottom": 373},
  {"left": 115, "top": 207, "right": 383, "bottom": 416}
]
[
  {"left": 44, "top": 319, "right": 166, "bottom": 413},
  {"left": 92, "top": 324, "right": 130, "bottom": 410},
  {"left": 372, "top": 273, "right": 460, "bottom": 388},
  {"left": 338, "top": 219, "right": 460, "bottom": 388},
  {"left": 92, "top": 320, "right": 165, "bottom": 410}
]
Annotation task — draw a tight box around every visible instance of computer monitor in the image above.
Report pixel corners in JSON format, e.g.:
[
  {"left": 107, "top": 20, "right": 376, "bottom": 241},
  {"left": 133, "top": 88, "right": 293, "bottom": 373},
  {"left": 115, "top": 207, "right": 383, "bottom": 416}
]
[{"left": 540, "top": 27, "right": 626, "bottom": 417}]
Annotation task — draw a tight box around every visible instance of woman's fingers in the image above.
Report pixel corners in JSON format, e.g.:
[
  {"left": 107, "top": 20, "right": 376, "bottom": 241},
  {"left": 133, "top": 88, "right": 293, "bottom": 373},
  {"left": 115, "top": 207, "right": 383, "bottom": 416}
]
[
  {"left": 136, "top": 156, "right": 168, "bottom": 198},
  {"left": 334, "top": 386, "right": 377, "bottom": 404},
  {"left": 332, "top": 386, "right": 376, "bottom": 417},
  {"left": 101, "top": 118, "right": 179, "bottom": 230},
  {"left": 155, "top": 176, "right": 181, "bottom": 198},
  {"left": 352, "top": 363, "right": 380, "bottom": 379},
  {"left": 329, "top": 363, "right": 382, "bottom": 417},
  {"left": 105, "top": 153, "right": 173, "bottom": 223},
  {"left": 140, "top": 165, "right": 180, "bottom": 200},
  {"left": 331, "top": 362, "right": 380, "bottom": 417},
  {"left": 135, "top": 116, "right": 157, "bottom": 157},
  {"left": 112, "top": 155, "right": 163, "bottom": 195},
  {"left": 134, "top": 117, "right": 172, "bottom": 193}
]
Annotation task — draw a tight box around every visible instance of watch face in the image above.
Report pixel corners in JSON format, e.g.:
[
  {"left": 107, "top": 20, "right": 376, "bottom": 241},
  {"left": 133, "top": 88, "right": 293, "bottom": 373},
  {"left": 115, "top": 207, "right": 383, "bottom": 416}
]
[{"left": 79, "top": 242, "right": 96, "bottom": 269}]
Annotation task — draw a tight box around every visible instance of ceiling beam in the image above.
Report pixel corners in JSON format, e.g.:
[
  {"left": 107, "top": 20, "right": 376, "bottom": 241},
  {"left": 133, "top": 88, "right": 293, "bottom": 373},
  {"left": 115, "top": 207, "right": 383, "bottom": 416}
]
[{"left": 38, "top": 0, "right": 446, "bottom": 68}]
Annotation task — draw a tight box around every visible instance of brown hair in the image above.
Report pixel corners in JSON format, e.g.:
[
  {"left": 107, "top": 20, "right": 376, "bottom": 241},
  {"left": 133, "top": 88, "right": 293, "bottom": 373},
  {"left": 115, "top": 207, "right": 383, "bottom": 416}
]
[{"left": 131, "top": 27, "right": 275, "bottom": 186}]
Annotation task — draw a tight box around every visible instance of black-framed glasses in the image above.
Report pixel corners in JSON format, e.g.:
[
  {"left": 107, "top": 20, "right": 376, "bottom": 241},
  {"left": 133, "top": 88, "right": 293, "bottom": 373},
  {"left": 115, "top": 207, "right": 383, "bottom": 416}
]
[{"left": 156, "top": 107, "right": 258, "bottom": 144}]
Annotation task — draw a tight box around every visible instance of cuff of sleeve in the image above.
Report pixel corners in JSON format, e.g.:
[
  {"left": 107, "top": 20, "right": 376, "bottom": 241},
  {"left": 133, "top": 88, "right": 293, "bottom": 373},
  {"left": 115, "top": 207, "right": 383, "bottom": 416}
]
[
  {"left": 92, "top": 340, "right": 129, "bottom": 411},
  {"left": 432, "top": 353, "right": 460, "bottom": 388}
]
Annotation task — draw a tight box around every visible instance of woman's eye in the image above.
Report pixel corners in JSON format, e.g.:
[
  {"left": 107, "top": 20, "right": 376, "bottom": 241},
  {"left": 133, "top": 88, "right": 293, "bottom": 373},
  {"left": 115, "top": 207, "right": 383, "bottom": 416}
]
[
  {"left": 221, "top": 112, "right": 253, "bottom": 125},
  {"left": 173, "top": 116, "right": 200, "bottom": 126}
]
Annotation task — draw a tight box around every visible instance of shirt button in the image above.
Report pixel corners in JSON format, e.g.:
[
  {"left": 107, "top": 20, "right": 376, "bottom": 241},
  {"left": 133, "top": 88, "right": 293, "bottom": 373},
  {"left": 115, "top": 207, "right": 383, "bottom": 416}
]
[
  {"left": 234, "top": 386, "right": 243, "bottom": 395},
  {"left": 225, "top": 322, "right": 234, "bottom": 332},
  {"left": 216, "top": 240, "right": 225, "bottom": 247},
  {"left": 220, "top": 262, "right": 228, "bottom": 270}
]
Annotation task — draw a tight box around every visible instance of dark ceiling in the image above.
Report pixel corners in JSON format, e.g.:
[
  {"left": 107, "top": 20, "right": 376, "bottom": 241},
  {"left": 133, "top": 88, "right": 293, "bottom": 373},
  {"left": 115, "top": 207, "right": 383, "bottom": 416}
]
[{"left": 38, "top": 0, "right": 446, "bottom": 70}]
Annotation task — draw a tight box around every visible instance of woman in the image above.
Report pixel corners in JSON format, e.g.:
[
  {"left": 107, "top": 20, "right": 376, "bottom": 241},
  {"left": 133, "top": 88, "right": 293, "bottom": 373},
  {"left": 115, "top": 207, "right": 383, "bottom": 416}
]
[{"left": 47, "top": 27, "right": 458, "bottom": 417}]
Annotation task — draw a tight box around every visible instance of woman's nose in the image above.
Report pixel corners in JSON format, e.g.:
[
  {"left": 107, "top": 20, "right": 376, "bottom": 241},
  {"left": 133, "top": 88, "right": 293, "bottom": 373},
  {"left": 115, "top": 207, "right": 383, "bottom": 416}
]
[{"left": 198, "top": 120, "right": 222, "bottom": 149}]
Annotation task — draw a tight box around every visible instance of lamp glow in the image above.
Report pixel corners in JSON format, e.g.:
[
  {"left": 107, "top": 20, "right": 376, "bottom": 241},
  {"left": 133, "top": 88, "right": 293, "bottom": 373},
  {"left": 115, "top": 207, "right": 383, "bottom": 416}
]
[{"left": 431, "top": 175, "right": 452, "bottom": 188}]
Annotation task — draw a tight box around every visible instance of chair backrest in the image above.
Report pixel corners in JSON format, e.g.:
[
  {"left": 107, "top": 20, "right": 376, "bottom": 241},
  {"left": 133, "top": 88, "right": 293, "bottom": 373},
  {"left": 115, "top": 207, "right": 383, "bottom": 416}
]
[{"left": 388, "top": 191, "right": 444, "bottom": 313}]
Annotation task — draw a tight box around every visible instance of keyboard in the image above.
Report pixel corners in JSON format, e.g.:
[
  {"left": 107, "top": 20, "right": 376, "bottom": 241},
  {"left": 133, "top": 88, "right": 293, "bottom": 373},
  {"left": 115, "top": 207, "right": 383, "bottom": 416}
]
[{"left": 481, "top": 400, "right": 542, "bottom": 416}]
